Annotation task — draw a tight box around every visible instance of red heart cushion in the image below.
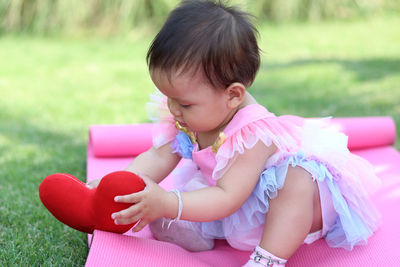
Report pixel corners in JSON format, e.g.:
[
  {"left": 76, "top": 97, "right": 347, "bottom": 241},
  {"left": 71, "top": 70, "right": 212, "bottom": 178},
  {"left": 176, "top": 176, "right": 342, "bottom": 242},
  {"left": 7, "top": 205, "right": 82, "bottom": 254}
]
[{"left": 39, "top": 171, "right": 145, "bottom": 234}]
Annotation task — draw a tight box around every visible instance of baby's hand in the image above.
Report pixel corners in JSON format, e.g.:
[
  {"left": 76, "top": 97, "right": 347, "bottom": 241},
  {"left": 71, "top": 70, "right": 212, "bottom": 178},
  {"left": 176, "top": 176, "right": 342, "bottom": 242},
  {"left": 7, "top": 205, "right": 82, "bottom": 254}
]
[
  {"left": 111, "top": 174, "right": 177, "bottom": 232},
  {"left": 86, "top": 178, "right": 101, "bottom": 189}
]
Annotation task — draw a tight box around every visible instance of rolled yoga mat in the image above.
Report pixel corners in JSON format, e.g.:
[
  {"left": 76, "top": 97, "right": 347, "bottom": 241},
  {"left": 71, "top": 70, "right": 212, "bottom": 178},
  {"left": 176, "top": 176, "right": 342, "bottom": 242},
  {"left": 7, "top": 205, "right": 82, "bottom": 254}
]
[
  {"left": 89, "top": 123, "right": 153, "bottom": 157},
  {"left": 330, "top": 117, "right": 396, "bottom": 150},
  {"left": 88, "top": 117, "right": 396, "bottom": 157}
]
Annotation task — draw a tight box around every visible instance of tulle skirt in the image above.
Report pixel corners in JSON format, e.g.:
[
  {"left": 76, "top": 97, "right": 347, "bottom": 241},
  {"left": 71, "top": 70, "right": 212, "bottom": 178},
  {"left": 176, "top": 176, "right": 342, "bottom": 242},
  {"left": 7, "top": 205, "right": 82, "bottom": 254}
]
[{"left": 193, "top": 151, "right": 381, "bottom": 251}]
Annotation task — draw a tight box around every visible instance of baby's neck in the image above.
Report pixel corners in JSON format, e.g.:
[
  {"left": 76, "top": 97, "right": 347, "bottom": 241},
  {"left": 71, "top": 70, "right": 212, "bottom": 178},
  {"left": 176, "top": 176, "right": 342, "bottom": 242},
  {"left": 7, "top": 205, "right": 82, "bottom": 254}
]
[
  {"left": 196, "top": 92, "right": 257, "bottom": 150},
  {"left": 242, "top": 91, "right": 258, "bottom": 106}
]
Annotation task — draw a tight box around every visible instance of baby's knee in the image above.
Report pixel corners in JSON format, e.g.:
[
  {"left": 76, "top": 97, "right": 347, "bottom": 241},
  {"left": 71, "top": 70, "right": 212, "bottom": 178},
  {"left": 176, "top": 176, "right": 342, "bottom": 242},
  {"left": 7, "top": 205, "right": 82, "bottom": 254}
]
[
  {"left": 279, "top": 166, "right": 315, "bottom": 203},
  {"left": 286, "top": 166, "right": 314, "bottom": 187}
]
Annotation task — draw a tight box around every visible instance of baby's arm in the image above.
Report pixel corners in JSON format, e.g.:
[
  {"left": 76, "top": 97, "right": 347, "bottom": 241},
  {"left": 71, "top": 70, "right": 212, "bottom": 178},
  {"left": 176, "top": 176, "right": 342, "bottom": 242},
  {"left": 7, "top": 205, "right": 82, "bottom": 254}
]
[
  {"left": 112, "top": 140, "right": 276, "bottom": 229},
  {"left": 179, "top": 141, "right": 276, "bottom": 221},
  {"left": 125, "top": 143, "right": 181, "bottom": 184},
  {"left": 87, "top": 143, "right": 181, "bottom": 188}
]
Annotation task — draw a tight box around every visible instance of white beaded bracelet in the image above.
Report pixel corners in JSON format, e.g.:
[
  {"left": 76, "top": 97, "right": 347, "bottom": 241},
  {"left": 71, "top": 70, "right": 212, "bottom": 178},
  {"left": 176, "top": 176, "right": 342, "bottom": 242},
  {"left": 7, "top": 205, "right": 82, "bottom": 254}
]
[{"left": 165, "top": 189, "right": 183, "bottom": 229}]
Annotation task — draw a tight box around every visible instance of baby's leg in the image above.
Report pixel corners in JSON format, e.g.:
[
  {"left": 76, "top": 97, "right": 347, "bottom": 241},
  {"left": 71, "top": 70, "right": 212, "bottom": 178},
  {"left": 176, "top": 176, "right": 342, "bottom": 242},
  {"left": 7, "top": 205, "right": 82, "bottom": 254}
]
[{"left": 245, "top": 166, "right": 319, "bottom": 266}]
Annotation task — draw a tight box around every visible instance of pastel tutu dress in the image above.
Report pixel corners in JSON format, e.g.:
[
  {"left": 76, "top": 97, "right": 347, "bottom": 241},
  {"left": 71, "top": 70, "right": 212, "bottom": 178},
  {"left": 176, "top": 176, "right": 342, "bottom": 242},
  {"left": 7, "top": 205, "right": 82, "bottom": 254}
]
[{"left": 147, "top": 93, "right": 381, "bottom": 251}]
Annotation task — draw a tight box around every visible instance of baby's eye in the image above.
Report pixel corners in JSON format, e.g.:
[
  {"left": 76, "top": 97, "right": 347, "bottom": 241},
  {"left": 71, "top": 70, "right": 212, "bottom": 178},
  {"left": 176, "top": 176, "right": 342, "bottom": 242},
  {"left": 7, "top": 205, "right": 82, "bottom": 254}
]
[{"left": 179, "top": 103, "right": 191, "bottom": 108}]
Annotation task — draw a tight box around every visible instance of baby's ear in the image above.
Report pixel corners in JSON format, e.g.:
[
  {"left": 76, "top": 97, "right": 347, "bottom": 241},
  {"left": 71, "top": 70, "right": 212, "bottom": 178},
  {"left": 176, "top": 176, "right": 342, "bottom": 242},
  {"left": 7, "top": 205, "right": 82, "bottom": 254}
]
[{"left": 225, "top": 82, "right": 246, "bottom": 109}]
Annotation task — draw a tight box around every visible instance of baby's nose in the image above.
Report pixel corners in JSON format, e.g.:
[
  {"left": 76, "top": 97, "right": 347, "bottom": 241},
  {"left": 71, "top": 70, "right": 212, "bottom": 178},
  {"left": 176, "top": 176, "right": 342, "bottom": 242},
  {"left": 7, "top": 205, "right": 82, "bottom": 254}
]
[{"left": 168, "top": 99, "right": 182, "bottom": 117}]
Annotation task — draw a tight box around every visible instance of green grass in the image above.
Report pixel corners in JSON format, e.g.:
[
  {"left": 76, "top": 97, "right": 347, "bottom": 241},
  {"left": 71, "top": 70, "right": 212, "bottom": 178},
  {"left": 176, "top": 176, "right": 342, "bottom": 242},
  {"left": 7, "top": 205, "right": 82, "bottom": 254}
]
[{"left": 1, "top": 15, "right": 399, "bottom": 265}]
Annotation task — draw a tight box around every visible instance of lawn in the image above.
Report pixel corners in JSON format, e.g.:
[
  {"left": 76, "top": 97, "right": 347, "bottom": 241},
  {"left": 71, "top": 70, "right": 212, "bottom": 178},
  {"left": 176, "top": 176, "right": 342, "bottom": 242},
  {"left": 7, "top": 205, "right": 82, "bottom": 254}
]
[{"left": 0, "top": 15, "right": 399, "bottom": 265}]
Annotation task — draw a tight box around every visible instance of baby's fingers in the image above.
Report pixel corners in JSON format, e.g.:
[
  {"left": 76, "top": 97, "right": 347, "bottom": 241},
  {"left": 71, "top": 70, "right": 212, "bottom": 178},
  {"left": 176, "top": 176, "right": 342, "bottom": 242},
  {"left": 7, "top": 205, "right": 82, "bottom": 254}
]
[
  {"left": 86, "top": 179, "right": 101, "bottom": 189},
  {"left": 114, "top": 191, "right": 143, "bottom": 203},
  {"left": 112, "top": 205, "right": 141, "bottom": 225},
  {"left": 132, "top": 219, "right": 148, "bottom": 232},
  {"left": 114, "top": 214, "right": 142, "bottom": 226}
]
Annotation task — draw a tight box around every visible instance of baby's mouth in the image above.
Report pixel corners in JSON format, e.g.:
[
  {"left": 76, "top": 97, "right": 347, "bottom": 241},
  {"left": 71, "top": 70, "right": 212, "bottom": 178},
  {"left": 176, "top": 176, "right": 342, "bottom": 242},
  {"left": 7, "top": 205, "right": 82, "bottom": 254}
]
[
  {"left": 175, "top": 119, "right": 188, "bottom": 128},
  {"left": 175, "top": 120, "right": 190, "bottom": 130},
  {"left": 179, "top": 122, "right": 188, "bottom": 128}
]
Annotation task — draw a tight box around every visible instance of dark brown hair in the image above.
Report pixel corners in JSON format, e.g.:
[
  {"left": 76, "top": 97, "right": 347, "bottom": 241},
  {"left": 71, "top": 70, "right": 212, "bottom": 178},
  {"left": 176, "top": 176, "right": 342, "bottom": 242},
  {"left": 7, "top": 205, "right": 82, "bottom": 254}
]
[{"left": 146, "top": 0, "right": 260, "bottom": 89}]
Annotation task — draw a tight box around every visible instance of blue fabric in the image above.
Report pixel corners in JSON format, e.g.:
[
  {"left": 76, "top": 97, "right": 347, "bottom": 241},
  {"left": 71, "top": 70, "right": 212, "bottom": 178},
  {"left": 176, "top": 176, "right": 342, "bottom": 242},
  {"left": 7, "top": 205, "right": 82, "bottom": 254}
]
[
  {"left": 171, "top": 131, "right": 194, "bottom": 159},
  {"left": 198, "top": 151, "right": 374, "bottom": 250}
]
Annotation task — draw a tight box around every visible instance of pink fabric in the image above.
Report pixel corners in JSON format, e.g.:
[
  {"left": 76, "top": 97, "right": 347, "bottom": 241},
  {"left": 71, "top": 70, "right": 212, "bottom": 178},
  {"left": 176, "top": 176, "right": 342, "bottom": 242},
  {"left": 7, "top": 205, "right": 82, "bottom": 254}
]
[
  {"left": 146, "top": 92, "right": 178, "bottom": 148},
  {"left": 315, "top": 180, "right": 336, "bottom": 239},
  {"left": 192, "top": 148, "right": 216, "bottom": 186},
  {"left": 163, "top": 104, "right": 381, "bottom": 247},
  {"left": 213, "top": 106, "right": 303, "bottom": 181},
  {"left": 86, "top": 119, "right": 400, "bottom": 267},
  {"left": 184, "top": 105, "right": 304, "bottom": 185},
  {"left": 152, "top": 117, "right": 178, "bottom": 148}
]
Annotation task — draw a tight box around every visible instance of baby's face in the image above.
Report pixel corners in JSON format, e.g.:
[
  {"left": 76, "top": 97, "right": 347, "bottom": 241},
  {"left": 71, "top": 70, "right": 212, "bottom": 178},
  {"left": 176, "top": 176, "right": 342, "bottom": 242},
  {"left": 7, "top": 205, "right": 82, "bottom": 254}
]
[{"left": 150, "top": 68, "right": 234, "bottom": 134}]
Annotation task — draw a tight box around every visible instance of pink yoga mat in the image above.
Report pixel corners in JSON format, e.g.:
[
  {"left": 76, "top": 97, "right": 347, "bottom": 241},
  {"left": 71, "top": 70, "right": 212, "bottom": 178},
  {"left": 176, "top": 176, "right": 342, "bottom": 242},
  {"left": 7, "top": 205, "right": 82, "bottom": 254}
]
[
  {"left": 330, "top": 117, "right": 396, "bottom": 150},
  {"left": 90, "top": 123, "right": 153, "bottom": 157},
  {"left": 88, "top": 117, "right": 396, "bottom": 159},
  {"left": 85, "top": 117, "right": 400, "bottom": 266}
]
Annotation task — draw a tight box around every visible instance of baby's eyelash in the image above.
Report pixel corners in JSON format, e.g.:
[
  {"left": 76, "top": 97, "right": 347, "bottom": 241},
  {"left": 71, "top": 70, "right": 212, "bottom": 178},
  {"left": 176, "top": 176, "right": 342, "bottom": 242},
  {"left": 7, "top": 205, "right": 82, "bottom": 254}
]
[{"left": 179, "top": 104, "right": 191, "bottom": 108}]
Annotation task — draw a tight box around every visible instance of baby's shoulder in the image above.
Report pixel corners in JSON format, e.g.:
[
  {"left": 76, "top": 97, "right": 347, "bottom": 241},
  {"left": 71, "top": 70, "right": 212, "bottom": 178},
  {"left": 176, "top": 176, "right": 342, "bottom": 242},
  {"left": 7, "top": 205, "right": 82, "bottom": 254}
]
[{"left": 225, "top": 103, "right": 275, "bottom": 134}]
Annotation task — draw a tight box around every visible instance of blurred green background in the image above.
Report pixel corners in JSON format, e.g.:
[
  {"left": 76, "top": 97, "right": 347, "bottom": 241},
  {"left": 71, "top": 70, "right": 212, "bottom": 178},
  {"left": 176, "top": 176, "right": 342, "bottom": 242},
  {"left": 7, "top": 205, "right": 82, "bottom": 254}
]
[
  {"left": 2, "top": 0, "right": 400, "bottom": 35},
  {"left": 1, "top": 0, "right": 399, "bottom": 265}
]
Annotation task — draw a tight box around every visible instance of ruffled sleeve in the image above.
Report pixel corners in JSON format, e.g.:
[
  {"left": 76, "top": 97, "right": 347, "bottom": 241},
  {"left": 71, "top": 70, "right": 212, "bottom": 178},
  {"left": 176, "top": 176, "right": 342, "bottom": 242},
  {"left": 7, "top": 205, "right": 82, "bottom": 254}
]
[
  {"left": 212, "top": 115, "right": 303, "bottom": 180},
  {"left": 146, "top": 90, "right": 177, "bottom": 148}
]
